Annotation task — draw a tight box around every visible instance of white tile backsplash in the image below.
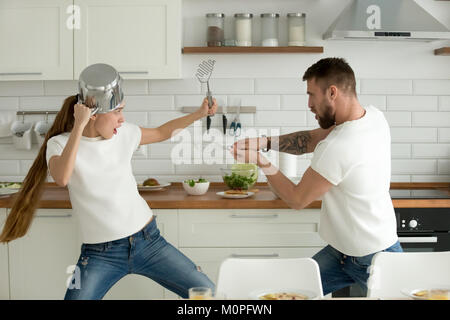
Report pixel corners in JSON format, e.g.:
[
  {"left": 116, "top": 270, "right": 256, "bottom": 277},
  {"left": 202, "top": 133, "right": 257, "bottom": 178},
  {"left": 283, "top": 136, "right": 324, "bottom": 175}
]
[
  {"left": 0, "top": 77, "right": 448, "bottom": 182},
  {"left": 412, "top": 112, "right": 450, "bottom": 127},
  {"left": 43, "top": 80, "right": 78, "bottom": 96},
  {"left": 391, "top": 160, "right": 436, "bottom": 175},
  {"left": 387, "top": 95, "right": 438, "bottom": 111},
  {"left": 439, "top": 128, "right": 450, "bottom": 143},
  {"left": 281, "top": 95, "right": 308, "bottom": 110},
  {"left": 383, "top": 112, "right": 411, "bottom": 127},
  {"left": 439, "top": 96, "right": 450, "bottom": 111},
  {"left": 0, "top": 160, "right": 20, "bottom": 175},
  {"left": 204, "top": 79, "right": 254, "bottom": 94},
  {"left": 438, "top": 160, "right": 450, "bottom": 175},
  {"left": 358, "top": 95, "right": 386, "bottom": 110},
  {"left": 149, "top": 79, "right": 200, "bottom": 94},
  {"left": 125, "top": 95, "right": 174, "bottom": 111},
  {"left": 0, "top": 97, "right": 19, "bottom": 110},
  {"left": 255, "top": 111, "right": 306, "bottom": 126},
  {"left": 390, "top": 128, "right": 437, "bottom": 143},
  {"left": 413, "top": 80, "right": 450, "bottom": 95},
  {"left": 0, "top": 81, "right": 44, "bottom": 96},
  {"left": 412, "top": 144, "right": 450, "bottom": 159},
  {"left": 360, "top": 79, "right": 412, "bottom": 95},
  {"left": 255, "top": 78, "right": 305, "bottom": 94}
]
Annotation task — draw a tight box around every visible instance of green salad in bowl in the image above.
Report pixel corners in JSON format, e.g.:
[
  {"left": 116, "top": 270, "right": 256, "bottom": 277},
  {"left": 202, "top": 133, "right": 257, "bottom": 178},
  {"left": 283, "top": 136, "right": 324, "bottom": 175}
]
[{"left": 221, "top": 164, "right": 258, "bottom": 190}]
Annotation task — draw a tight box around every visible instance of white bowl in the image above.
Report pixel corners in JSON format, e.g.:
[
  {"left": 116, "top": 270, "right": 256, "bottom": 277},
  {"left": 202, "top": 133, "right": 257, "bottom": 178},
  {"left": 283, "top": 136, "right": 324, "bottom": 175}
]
[{"left": 182, "top": 181, "right": 210, "bottom": 195}]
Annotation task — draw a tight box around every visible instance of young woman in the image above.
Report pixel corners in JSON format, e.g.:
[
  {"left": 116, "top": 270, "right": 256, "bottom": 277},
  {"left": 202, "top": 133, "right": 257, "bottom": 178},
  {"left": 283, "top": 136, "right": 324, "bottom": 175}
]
[{"left": 0, "top": 93, "right": 217, "bottom": 300}]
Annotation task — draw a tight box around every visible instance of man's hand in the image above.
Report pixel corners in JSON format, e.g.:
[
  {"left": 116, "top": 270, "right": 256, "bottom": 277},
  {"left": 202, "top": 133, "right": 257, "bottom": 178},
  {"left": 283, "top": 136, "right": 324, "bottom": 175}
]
[
  {"left": 232, "top": 136, "right": 268, "bottom": 152},
  {"left": 231, "top": 145, "right": 273, "bottom": 170}
]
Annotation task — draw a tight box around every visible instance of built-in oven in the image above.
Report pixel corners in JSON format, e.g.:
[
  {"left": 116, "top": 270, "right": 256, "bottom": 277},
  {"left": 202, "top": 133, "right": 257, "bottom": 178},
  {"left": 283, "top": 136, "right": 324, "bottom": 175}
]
[
  {"left": 333, "top": 189, "right": 450, "bottom": 297},
  {"left": 397, "top": 208, "right": 450, "bottom": 253}
]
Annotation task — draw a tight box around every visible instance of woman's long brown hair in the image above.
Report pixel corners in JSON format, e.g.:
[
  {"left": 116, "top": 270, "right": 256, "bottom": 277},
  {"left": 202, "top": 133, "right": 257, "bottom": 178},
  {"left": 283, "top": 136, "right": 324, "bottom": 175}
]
[{"left": 0, "top": 95, "right": 78, "bottom": 243}]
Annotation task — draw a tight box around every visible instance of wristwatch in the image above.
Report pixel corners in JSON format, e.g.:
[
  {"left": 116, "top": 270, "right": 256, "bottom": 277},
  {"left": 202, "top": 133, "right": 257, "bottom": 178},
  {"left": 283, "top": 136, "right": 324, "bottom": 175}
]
[{"left": 261, "top": 135, "right": 271, "bottom": 153}]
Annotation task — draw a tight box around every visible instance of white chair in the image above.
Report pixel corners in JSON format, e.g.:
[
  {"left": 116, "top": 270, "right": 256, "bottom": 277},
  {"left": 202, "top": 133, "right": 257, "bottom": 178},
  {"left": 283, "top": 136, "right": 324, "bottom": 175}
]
[
  {"left": 215, "top": 257, "right": 323, "bottom": 299},
  {"left": 367, "top": 251, "right": 450, "bottom": 298}
]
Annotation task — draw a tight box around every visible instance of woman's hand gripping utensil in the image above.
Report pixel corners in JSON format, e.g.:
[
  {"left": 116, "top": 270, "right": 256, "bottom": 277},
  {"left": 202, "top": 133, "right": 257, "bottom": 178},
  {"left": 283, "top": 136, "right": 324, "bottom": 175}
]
[
  {"left": 229, "top": 103, "right": 241, "bottom": 136},
  {"left": 195, "top": 59, "right": 216, "bottom": 133}
]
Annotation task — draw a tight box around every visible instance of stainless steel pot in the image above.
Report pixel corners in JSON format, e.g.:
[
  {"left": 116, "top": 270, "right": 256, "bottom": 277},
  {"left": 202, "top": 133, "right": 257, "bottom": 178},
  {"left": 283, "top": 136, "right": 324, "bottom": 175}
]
[{"left": 78, "top": 63, "right": 124, "bottom": 115}]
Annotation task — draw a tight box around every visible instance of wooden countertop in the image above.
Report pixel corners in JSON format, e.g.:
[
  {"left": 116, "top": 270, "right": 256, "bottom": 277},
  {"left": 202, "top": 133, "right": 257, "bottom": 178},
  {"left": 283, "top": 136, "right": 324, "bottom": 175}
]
[{"left": 1, "top": 182, "right": 449, "bottom": 209}]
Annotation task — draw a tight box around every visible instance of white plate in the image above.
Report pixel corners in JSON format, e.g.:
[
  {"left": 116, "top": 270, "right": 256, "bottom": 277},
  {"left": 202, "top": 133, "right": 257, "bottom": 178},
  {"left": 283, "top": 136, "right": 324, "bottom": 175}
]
[
  {"left": 137, "top": 181, "right": 171, "bottom": 191},
  {"left": 216, "top": 191, "right": 254, "bottom": 199},
  {"left": 401, "top": 287, "right": 450, "bottom": 300},
  {"left": 249, "top": 288, "right": 318, "bottom": 300},
  {"left": 0, "top": 188, "right": 20, "bottom": 198}
]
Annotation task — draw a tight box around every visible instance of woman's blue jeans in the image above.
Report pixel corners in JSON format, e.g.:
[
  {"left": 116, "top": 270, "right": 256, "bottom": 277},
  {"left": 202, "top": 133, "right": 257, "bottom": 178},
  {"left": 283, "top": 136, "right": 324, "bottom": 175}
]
[
  {"left": 312, "top": 240, "right": 403, "bottom": 296},
  {"left": 64, "top": 217, "right": 215, "bottom": 300}
]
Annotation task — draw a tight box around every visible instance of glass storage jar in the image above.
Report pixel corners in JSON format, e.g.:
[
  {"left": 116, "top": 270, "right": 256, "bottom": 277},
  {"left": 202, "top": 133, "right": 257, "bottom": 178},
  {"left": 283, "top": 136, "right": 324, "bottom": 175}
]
[
  {"left": 260, "top": 13, "right": 279, "bottom": 47},
  {"left": 206, "top": 13, "right": 225, "bottom": 47},
  {"left": 287, "top": 13, "right": 306, "bottom": 46},
  {"left": 234, "top": 13, "right": 253, "bottom": 46}
]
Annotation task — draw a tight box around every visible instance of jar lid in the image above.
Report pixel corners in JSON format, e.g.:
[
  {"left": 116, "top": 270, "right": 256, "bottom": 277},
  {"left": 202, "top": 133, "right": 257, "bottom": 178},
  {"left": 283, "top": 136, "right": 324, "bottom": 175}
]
[
  {"left": 234, "top": 13, "right": 253, "bottom": 18},
  {"left": 260, "top": 13, "right": 280, "bottom": 18},
  {"left": 287, "top": 13, "right": 306, "bottom": 17},
  {"left": 206, "top": 13, "right": 225, "bottom": 18}
]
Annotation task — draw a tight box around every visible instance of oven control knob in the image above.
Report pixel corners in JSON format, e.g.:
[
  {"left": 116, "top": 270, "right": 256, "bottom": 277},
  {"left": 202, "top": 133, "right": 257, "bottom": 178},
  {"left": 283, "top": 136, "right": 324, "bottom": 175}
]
[{"left": 409, "top": 219, "right": 418, "bottom": 228}]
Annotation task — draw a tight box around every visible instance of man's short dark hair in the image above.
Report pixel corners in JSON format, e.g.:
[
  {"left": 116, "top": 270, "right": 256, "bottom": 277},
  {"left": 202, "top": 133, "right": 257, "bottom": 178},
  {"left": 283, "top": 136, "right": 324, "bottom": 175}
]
[{"left": 303, "top": 57, "right": 356, "bottom": 96}]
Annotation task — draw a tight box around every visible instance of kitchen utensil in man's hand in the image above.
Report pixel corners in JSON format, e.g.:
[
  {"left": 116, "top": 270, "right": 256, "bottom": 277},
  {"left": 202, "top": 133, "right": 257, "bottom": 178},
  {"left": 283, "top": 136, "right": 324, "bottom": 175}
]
[{"left": 195, "top": 59, "right": 216, "bottom": 133}]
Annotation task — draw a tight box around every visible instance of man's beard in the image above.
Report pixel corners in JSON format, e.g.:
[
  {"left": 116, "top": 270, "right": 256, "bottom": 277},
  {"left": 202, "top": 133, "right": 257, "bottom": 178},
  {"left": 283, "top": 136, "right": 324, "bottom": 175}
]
[{"left": 317, "top": 104, "right": 335, "bottom": 129}]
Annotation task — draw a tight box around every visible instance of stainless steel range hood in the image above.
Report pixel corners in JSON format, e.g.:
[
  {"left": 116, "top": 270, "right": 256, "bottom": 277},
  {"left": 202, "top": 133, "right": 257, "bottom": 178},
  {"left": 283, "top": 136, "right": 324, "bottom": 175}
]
[{"left": 323, "top": 0, "right": 450, "bottom": 41}]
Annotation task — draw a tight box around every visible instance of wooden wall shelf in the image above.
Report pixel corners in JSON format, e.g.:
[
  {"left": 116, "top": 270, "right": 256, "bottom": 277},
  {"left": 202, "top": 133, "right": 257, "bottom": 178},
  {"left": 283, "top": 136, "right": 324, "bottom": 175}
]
[
  {"left": 182, "top": 46, "right": 324, "bottom": 54},
  {"left": 434, "top": 47, "right": 450, "bottom": 56}
]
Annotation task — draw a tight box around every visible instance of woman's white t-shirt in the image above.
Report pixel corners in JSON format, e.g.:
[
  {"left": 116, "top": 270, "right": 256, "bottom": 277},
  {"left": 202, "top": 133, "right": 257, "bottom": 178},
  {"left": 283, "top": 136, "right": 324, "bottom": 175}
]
[
  {"left": 310, "top": 105, "right": 398, "bottom": 257},
  {"left": 46, "top": 122, "right": 153, "bottom": 244}
]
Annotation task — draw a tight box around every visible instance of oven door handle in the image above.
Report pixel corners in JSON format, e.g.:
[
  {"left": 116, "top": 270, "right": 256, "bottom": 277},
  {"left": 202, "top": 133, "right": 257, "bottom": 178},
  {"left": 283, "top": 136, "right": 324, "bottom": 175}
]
[{"left": 398, "top": 236, "right": 438, "bottom": 243}]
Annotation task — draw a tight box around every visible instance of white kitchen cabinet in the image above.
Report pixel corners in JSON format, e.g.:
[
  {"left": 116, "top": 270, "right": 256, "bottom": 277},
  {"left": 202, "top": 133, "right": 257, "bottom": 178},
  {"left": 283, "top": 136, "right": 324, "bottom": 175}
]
[
  {"left": 0, "top": 209, "right": 10, "bottom": 299},
  {"left": 181, "top": 247, "right": 324, "bottom": 288},
  {"left": 0, "top": 0, "right": 74, "bottom": 80},
  {"left": 74, "top": 0, "right": 181, "bottom": 80},
  {"left": 104, "top": 210, "right": 179, "bottom": 300},
  {"left": 178, "top": 209, "right": 326, "bottom": 294},
  {"left": 179, "top": 209, "right": 326, "bottom": 248},
  {"left": 8, "top": 209, "right": 81, "bottom": 300}
]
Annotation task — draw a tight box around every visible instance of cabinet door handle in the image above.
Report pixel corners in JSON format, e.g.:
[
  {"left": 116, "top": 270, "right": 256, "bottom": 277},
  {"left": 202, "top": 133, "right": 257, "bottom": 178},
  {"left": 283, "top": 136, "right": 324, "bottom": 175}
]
[
  {"left": 398, "top": 236, "right": 437, "bottom": 243},
  {"left": 230, "top": 214, "right": 278, "bottom": 219},
  {"left": 230, "top": 253, "right": 279, "bottom": 258},
  {"left": 0, "top": 72, "right": 42, "bottom": 75},
  {"left": 36, "top": 214, "right": 72, "bottom": 218},
  {"left": 118, "top": 71, "right": 148, "bottom": 74}
]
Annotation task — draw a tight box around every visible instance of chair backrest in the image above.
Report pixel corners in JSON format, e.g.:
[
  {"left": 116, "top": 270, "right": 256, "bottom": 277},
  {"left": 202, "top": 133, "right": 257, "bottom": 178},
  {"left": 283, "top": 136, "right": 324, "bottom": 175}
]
[
  {"left": 215, "top": 257, "right": 323, "bottom": 299},
  {"left": 367, "top": 251, "right": 450, "bottom": 298}
]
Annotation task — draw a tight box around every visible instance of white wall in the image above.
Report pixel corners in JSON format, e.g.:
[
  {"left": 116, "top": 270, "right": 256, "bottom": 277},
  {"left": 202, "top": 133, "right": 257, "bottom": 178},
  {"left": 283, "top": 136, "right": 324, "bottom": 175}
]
[{"left": 0, "top": 0, "right": 449, "bottom": 184}]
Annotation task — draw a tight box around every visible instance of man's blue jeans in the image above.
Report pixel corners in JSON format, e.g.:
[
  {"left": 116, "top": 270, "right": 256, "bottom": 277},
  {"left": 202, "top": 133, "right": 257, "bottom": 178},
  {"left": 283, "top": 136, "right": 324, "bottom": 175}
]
[
  {"left": 65, "top": 216, "right": 215, "bottom": 300},
  {"left": 312, "top": 240, "right": 403, "bottom": 296}
]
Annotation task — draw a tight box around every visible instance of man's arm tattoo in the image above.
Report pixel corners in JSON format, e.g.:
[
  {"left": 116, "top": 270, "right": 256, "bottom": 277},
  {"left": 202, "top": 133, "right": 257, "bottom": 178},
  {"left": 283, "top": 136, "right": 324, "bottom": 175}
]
[{"left": 273, "top": 131, "right": 312, "bottom": 155}]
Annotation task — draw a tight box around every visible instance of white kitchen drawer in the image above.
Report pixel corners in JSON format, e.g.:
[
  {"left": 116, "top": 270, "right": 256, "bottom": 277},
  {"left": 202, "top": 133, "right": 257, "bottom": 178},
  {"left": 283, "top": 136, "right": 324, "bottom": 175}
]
[
  {"left": 181, "top": 247, "right": 324, "bottom": 287},
  {"left": 178, "top": 209, "right": 326, "bottom": 248}
]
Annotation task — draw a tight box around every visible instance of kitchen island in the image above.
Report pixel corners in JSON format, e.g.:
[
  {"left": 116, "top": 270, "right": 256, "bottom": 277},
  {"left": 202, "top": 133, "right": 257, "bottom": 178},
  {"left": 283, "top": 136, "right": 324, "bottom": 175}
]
[
  {"left": 0, "top": 182, "right": 448, "bottom": 300},
  {"left": 1, "top": 182, "right": 449, "bottom": 209}
]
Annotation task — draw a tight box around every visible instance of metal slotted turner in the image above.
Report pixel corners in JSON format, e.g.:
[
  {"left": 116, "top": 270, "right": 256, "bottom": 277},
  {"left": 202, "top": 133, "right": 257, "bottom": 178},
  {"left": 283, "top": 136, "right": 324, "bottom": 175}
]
[{"left": 195, "top": 59, "right": 216, "bottom": 133}]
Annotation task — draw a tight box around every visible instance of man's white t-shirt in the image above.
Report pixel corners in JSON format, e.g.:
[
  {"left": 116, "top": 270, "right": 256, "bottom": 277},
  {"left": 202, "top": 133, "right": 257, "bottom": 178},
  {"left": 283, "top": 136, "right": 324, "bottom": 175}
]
[
  {"left": 46, "top": 122, "right": 153, "bottom": 244},
  {"left": 310, "top": 105, "right": 398, "bottom": 257}
]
